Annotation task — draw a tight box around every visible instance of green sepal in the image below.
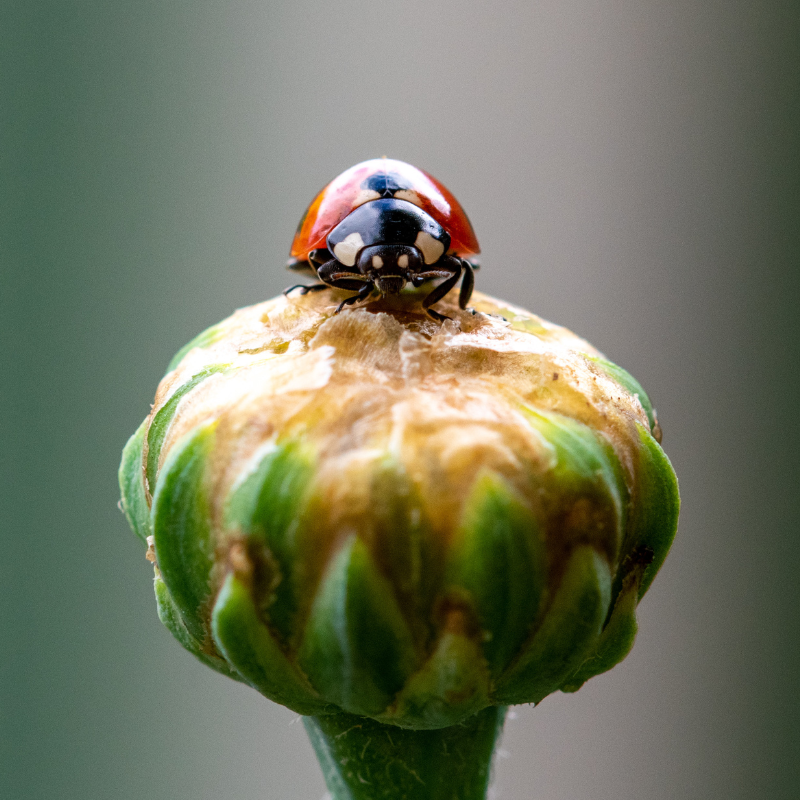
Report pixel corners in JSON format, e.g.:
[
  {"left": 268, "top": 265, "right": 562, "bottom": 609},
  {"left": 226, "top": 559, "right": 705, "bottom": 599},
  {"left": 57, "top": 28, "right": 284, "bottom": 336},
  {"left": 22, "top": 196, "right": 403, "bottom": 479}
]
[
  {"left": 166, "top": 322, "right": 225, "bottom": 374},
  {"left": 382, "top": 628, "right": 491, "bottom": 730},
  {"left": 305, "top": 706, "right": 507, "bottom": 800},
  {"left": 559, "top": 566, "right": 642, "bottom": 692},
  {"left": 447, "top": 471, "right": 545, "bottom": 676},
  {"left": 586, "top": 355, "right": 657, "bottom": 432},
  {"left": 119, "top": 418, "right": 150, "bottom": 544},
  {"left": 522, "top": 408, "right": 628, "bottom": 562},
  {"left": 526, "top": 409, "right": 624, "bottom": 491},
  {"left": 298, "top": 536, "right": 418, "bottom": 717},
  {"left": 493, "top": 546, "right": 612, "bottom": 705},
  {"left": 360, "top": 457, "right": 440, "bottom": 648},
  {"left": 145, "top": 365, "right": 226, "bottom": 493},
  {"left": 225, "top": 440, "right": 316, "bottom": 644},
  {"left": 155, "top": 573, "right": 242, "bottom": 681},
  {"left": 614, "top": 423, "right": 680, "bottom": 601},
  {"left": 151, "top": 422, "right": 217, "bottom": 642},
  {"left": 210, "top": 571, "right": 331, "bottom": 714}
]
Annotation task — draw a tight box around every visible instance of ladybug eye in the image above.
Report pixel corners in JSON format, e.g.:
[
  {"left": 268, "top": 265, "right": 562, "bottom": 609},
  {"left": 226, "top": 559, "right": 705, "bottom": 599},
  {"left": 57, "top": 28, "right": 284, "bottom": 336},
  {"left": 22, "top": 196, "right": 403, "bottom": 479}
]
[
  {"left": 394, "top": 189, "right": 423, "bottom": 208},
  {"left": 352, "top": 189, "right": 382, "bottom": 208}
]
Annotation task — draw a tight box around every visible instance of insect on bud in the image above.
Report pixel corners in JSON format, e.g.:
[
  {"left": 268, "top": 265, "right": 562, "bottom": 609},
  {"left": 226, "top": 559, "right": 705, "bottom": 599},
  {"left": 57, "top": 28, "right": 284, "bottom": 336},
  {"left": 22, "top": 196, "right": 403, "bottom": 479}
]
[{"left": 120, "top": 159, "right": 677, "bottom": 800}]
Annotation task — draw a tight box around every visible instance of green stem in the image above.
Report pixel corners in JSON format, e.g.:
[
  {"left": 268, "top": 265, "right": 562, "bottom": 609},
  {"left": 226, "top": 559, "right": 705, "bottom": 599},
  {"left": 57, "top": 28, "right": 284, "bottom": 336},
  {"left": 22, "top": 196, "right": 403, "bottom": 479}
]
[{"left": 303, "top": 706, "right": 507, "bottom": 800}]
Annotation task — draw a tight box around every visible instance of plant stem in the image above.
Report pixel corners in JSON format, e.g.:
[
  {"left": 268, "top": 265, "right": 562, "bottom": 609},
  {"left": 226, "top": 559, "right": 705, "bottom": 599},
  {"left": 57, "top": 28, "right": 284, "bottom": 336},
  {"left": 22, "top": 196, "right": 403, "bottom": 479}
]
[{"left": 304, "top": 706, "right": 507, "bottom": 800}]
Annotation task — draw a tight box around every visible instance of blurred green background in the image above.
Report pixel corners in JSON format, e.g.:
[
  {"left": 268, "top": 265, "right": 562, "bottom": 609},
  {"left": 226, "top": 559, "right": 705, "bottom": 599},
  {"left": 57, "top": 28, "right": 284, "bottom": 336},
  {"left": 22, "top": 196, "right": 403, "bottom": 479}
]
[{"left": 3, "top": 1, "right": 798, "bottom": 798}]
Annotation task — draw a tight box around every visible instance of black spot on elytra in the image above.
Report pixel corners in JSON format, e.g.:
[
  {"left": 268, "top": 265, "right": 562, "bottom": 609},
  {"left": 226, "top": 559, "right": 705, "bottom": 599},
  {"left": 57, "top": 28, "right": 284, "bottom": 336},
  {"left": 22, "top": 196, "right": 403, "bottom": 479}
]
[{"left": 361, "top": 171, "right": 413, "bottom": 197}]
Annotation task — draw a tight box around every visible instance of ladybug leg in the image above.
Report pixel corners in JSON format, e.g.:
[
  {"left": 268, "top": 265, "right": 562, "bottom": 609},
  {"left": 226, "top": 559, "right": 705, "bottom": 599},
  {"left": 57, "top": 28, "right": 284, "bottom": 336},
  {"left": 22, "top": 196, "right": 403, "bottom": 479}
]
[
  {"left": 285, "top": 253, "right": 336, "bottom": 295},
  {"left": 283, "top": 283, "right": 330, "bottom": 296},
  {"left": 334, "top": 280, "right": 374, "bottom": 314},
  {"left": 458, "top": 260, "right": 475, "bottom": 309},
  {"left": 283, "top": 252, "right": 347, "bottom": 295},
  {"left": 317, "top": 257, "right": 376, "bottom": 312},
  {"left": 308, "top": 249, "right": 333, "bottom": 270},
  {"left": 426, "top": 307, "right": 451, "bottom": 322},
  {"left": 421, "top": 257, "right": 463, "bottom": 321}
]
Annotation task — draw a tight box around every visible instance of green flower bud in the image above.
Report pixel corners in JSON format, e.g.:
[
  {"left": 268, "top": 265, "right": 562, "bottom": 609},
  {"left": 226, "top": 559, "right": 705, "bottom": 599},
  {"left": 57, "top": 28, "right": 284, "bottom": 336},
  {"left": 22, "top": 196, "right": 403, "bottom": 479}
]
[{"left": 120, "top": 289, "right": 678, "bottom": 799}]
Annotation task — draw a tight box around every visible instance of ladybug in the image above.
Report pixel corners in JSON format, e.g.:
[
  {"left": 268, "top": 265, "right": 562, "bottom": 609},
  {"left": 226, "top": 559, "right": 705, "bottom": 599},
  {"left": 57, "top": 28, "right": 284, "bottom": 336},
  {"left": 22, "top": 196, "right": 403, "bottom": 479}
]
[{"left": 286, "top": 158, "right": 480, "bottom": 321}]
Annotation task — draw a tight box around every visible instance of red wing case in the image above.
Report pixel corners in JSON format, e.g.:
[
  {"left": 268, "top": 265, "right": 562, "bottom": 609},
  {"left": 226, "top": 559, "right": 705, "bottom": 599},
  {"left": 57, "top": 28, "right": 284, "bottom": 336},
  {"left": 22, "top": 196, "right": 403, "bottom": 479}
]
[{"left": 290, "top": 158, "right": 480, "bottom": 261}]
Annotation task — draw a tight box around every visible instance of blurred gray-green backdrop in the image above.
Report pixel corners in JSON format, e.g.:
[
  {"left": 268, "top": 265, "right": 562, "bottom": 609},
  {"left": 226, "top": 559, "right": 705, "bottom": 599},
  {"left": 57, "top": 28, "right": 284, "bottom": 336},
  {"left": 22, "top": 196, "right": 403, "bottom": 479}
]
[{"left": 4, "top": 1, "right": 798, "bottom": 798}]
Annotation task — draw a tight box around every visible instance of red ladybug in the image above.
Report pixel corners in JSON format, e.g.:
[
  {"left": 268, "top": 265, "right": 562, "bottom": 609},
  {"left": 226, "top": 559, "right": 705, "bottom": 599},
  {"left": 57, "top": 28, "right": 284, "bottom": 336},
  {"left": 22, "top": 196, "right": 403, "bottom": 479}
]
[{"left": 286, "top": 158, "right": 480, "bottom": 321}]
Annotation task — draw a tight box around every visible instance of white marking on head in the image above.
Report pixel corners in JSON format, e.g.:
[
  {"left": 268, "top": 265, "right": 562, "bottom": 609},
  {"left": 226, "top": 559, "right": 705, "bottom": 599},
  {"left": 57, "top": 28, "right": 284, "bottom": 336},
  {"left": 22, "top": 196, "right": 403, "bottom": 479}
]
[
  {"left": 353, "top": 189, "right": 382, "bottom": 208},
  {"left": 415, "top": 231, "right": 445, "bottom": 264},
  {"left": 333, "top": 232, "right": 365, "bottom": 266},
  {"left": 394, "top": 189, "right": 423, "bottom": 208},
  {"left": 371, "top": 255, "right": 384, "bottom": 268},
  {"left": 397, "top": 254, "right": 409, "bottom": 268}
]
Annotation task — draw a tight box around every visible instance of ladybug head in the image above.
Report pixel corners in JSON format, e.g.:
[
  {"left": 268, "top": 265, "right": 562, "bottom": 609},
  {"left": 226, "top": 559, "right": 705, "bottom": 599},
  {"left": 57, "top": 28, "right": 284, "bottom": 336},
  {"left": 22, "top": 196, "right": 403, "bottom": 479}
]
[{"left": 355, "top": 243, "right": 423, "bottom": 296}]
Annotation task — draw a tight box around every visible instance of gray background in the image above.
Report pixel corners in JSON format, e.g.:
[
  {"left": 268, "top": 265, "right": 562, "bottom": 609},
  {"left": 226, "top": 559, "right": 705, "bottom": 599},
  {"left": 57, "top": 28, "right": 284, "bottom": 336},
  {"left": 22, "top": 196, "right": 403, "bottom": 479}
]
[{"left": 4, "top": 1, "right": 798, "bottom": 798}]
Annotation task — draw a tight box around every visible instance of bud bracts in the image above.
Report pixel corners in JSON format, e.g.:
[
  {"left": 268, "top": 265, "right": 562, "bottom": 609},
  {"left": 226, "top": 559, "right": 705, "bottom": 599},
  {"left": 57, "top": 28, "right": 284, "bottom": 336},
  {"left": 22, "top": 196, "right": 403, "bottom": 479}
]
[{"left": 120, "top": 289, "right": 678, "bottom": 729}]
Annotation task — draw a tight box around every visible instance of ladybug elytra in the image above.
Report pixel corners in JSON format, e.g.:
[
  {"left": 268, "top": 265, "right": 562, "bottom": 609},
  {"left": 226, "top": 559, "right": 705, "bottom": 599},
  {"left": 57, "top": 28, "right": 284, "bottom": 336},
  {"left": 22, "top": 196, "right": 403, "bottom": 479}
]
[{"left": 286, "top": 158, "right": 480, "bottom": 321}]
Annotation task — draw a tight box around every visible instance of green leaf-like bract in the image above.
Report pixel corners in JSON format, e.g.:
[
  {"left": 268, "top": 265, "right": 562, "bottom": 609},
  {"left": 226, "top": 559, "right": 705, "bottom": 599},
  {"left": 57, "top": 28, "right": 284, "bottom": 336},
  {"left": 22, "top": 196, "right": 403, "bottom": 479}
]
[
  {"left": 560, "top": 567, "right": 641, "bottom": 692},
  {"left": 165, "top": 322, "right": 225, "bottom": 374},
  {"left": 211, "top": 572, "right": 330, "bottom": 714},
  {"left": 586, "top": 355, "right": 657, "bottom": 432},
  {"left": 155, "top": 574, "right": 242, "bottom": 680},
  {"left": 628, "top": 423, "right": 680, "bottom": 599},
  {"left": 494, "top": 545, "right": 612, "bottom": 705},
  {"left": 385, "top": 627, "right": 490, "bottom": 730},
  {"left": 151, "top": 422, "right": 217, "bottom": 643},
  {"left": 298, "top": 536, "right": 418, "bottom": 717},
  {"left": 145, "top": 365, "right": 225, "bottom": 493},
  {"left": 224, "top": 441, "right": 316, "bottom": 645},
  {"left": 119, "top": 418, "right": 150, "bottom": 544},
  {"left": 523, "top": 408, "right": 628, "bottom": 565},
  {"left": 447, "top": 471, "right": 545, "bottom": 677}
]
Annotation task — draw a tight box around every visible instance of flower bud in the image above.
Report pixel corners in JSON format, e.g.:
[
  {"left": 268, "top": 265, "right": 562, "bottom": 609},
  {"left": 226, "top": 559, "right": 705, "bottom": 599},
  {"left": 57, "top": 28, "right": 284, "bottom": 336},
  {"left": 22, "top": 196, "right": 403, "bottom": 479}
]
[{"left": 120, "top": 289, "right": 678, "bottom": 733}]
